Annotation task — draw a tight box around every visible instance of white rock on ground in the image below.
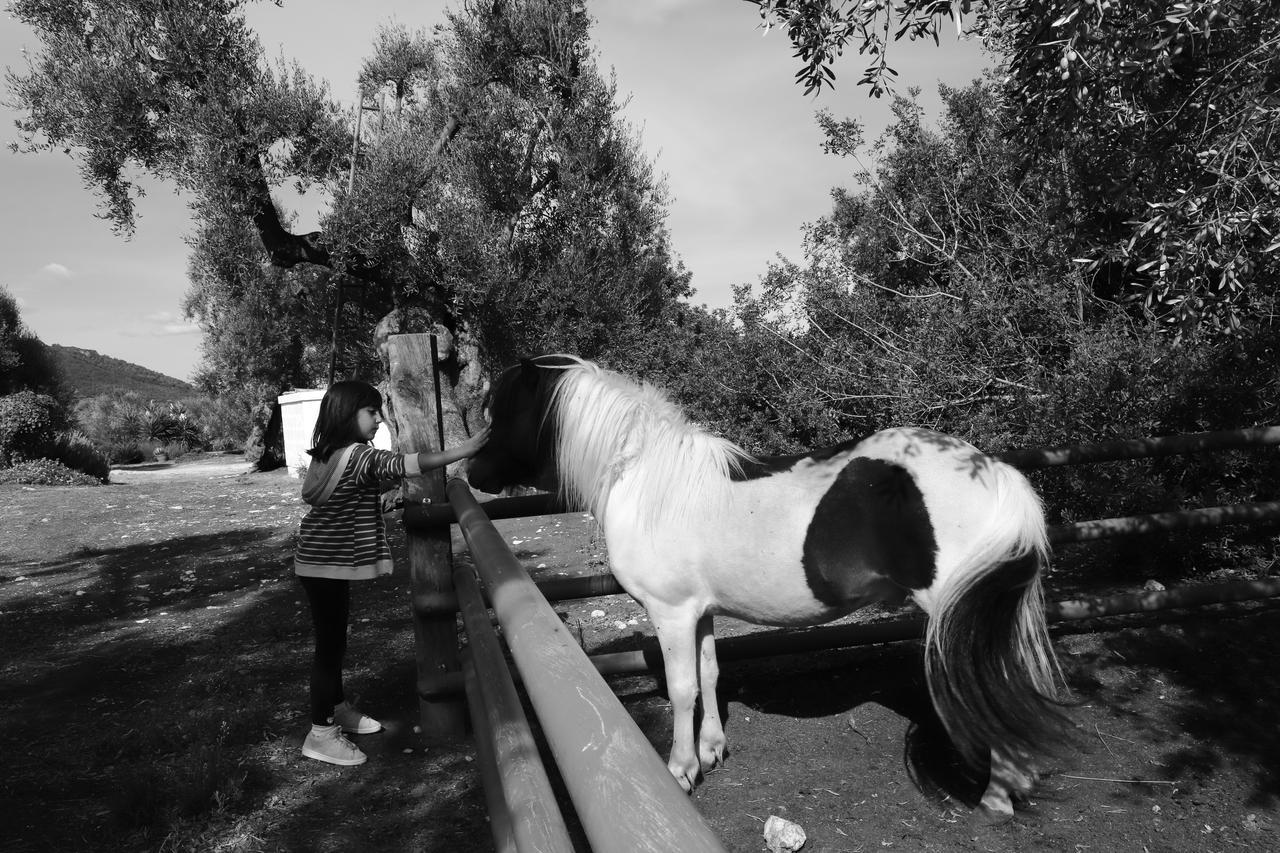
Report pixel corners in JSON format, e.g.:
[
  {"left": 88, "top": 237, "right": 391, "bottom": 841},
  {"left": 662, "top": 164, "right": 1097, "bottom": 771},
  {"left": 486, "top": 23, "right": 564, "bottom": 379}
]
[{"left": 762, "top": 815, "right": 806, "bottom": 852}]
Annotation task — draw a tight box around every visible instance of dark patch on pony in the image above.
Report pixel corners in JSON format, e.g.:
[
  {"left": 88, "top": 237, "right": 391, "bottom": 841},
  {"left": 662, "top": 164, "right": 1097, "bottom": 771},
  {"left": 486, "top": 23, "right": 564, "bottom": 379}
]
[
  {"left": 731, "top": 438, "right": 865, "bottom": 481},
  {"left": 924, "top": 551, "right": 1075, "bottom": 767},
  {"left": 468, "top": 355, "right": 576, "bottom": 495},
  {"left": 801, "top": 457, "right": 937, "bottom": 605}
]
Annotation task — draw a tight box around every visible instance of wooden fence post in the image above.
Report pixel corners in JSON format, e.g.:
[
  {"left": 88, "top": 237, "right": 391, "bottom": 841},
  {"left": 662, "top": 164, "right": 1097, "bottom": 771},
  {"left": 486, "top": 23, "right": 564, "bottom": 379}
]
[{"left": 386, "top": 333, "right": 466, "bottom": 742}]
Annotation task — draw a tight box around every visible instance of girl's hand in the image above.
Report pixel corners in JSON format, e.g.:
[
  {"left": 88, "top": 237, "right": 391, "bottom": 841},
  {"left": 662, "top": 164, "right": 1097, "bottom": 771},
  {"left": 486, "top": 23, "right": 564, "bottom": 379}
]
[{"left": 461, "top": 425, "right": 491, "bottom": 457}]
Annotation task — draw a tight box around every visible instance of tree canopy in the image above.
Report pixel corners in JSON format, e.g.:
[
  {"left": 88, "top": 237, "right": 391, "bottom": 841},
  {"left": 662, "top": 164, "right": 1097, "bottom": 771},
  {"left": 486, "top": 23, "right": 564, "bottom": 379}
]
[
  {"left": 0, "top": 286, "right": 67, "bottom": 405},
  {"left": 749, "top": 0, "right": 1279, "bottom": 335},
  {"left": 7, "top": 0, "right": 706, "bottom": 450}
]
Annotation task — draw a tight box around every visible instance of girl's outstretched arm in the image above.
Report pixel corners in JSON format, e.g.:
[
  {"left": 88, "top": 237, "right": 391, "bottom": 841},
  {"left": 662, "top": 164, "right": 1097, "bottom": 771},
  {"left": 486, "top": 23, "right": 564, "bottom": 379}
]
[{"left": 415, "top": 425, "right": 490, "bottom": 472}]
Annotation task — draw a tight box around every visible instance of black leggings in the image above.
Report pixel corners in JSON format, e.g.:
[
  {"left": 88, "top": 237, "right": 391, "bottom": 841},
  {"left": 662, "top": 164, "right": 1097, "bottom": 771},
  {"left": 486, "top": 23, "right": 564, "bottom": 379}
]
[{"left": 298, "top": 575, "right": 350, "bottom": 725}]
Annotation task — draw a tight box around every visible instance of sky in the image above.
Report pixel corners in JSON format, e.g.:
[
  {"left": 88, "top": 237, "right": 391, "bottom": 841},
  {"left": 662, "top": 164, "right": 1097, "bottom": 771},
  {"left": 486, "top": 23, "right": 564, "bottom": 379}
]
[{"left": 0, "top": 1, "right": 988, "bottom": 382}]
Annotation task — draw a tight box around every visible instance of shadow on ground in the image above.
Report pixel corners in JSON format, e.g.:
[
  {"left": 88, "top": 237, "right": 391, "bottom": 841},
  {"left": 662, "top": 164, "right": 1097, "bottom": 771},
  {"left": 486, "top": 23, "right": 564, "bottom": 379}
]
[
  {"left": 1067, "top": 608, "right": 1280, "bottom": 807},
  {"left": 1, "top": 520, "right": 490, "bottom": 853}
]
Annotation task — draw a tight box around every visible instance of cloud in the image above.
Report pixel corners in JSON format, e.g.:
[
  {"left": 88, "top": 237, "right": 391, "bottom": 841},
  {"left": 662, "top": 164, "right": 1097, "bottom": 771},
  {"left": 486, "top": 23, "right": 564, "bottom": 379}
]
[
  {"left": 153, "top": 322, "right": 201, "bottom": 337},
  {"left": 121, "top": 312, "right": 202, "bottom": 337},
  {"left": 39, "top": 262, "right": 72, "bottom": 278},
  {"left": 120, "top": 324, "right": 200, "bottom": 337}
]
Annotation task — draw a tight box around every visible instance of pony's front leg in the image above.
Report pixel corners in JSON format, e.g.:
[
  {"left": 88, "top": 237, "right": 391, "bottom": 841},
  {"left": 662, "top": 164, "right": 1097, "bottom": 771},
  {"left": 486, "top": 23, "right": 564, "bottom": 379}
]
[
  {"left": 695, "top": 614, "right": 726, "bottom": 773},
  {"left": 650, "top": 606, "right": 701, "bottom": 792}
]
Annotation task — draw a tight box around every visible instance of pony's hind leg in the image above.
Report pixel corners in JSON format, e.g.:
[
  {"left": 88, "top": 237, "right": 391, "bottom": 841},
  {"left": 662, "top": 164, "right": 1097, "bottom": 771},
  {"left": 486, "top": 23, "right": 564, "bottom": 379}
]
[
  {"left": 695, "top": 614, "right": 726, "bottom": 773},
  {"left": 978, "top": 747, "right": 1037, "bottom": 824},
  {"left": 649, "top": 604, "right": 702, "bottom": 792}
]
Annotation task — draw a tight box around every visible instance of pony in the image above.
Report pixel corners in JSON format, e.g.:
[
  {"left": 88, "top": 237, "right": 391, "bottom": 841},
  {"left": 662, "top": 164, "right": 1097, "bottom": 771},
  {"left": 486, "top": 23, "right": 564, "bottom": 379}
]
[{"left": 465, "top": 354, "right": 1072, "bottom": 822}]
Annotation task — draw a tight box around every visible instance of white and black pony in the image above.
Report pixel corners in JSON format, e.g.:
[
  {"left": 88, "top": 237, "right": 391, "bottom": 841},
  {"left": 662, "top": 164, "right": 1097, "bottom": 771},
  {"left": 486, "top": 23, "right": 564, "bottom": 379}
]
[{"left": 466, "top": 355, "right": 1072, "bottom": 821}]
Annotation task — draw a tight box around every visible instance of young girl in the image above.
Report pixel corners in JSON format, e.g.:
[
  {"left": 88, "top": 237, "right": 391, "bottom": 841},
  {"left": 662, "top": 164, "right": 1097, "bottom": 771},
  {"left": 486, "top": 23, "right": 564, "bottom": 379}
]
[{"left": 294, "top": 380, "right": 488, "bottom": 766}]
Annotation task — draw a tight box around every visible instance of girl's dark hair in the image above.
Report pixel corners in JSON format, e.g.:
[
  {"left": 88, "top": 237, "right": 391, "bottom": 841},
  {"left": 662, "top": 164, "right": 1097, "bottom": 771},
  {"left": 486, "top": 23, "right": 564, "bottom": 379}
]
[{"left": 308, "top": 380, "right": 383, "bottom": 462}]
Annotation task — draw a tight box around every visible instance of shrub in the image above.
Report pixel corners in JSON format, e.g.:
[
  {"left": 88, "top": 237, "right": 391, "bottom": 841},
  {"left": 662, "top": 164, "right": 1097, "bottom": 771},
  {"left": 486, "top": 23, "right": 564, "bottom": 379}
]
[
  {"left": 76, "top": 392, "right": 246, "bottom": 456},
  {"left": 104, "top": 441, "right": 146, "bottom": 465},
  {"left": 48, "top": 430, "right": 112, "bottom": 482},
  {"left": 183, "top": 395, "right": 251, "bottom": 451},
  {"left": 0, "top": 458, "right": 103, "bottom": 486},
  {"left": 75, "top": 392, "right": 149, "bottom": 447},
  {"left": 0, "top": 391, "right": 69, "bottom": 466},
  {"left": 209, "top": 435, "right": 243, "bottom": 452},
  {"left": 157, "top": 441, "right": 193, "bottom": 461},
  {"left": 146, "top": 401, "right": 201, "bottom": 446}
]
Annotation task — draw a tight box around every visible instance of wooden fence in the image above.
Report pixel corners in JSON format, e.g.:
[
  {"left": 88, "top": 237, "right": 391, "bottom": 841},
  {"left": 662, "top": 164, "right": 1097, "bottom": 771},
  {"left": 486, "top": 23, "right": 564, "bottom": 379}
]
[{"left": 385, "top": 333, "right": 1280, "bottom": 852}]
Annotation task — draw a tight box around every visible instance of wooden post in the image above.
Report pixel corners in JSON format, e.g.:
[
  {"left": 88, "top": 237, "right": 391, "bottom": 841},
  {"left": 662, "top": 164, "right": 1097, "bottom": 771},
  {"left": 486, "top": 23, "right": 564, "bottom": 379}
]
[{"left": 386, "top": 333, "right": 466, "bottom": 742}]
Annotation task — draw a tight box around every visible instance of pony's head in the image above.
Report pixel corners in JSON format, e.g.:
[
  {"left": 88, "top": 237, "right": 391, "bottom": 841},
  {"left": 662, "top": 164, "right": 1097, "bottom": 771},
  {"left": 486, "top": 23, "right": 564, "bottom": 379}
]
[{"left": 466, "top": 355, "right": 578, "bottom": 495}]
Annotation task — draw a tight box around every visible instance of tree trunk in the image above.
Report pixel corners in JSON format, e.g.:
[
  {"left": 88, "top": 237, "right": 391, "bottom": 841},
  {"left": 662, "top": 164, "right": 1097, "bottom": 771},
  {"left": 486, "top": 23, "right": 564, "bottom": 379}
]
[
  {"left": 245, "top": 396, "right": 285, "bottom": 471},
  {"left": 373, "top": 308, "right": 488, "bottom": 463}
]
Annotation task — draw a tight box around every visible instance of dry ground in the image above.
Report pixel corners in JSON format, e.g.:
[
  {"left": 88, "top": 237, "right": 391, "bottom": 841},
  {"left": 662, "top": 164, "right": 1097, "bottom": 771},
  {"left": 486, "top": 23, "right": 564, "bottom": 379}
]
[{"left": 2, "top": 454, "right": 1279, "bottom": 851}]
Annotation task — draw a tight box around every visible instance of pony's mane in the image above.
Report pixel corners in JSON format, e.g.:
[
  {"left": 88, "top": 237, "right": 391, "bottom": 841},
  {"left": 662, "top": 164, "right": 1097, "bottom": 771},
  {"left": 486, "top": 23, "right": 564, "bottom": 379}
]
[{"left": 543, "top": 356, "right": 748, "bottom": 528}]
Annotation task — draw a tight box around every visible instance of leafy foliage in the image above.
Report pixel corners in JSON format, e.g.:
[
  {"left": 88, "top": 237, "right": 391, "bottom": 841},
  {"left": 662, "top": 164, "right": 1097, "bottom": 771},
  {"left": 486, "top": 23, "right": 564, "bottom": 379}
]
[
  {"left": 746, "top": 0, "right": 1280, "bottom": 335},
  {"left": 7, "top": 0, "right": 710, "bottom": 456},
  {"left": 999, "top": 0, "right": 1280, "bottom": 335},
  {"left": 0, "top": 390, "right": 108, "bottom": 482},
  {"left": 703, "top": 81, "right": 1280, "bottom": 583},
  {"left": 0, "top": 390, "right": 69, "bottom": 466},
  {"left": 746, "top": 0, "right": 969, "bottom": 96},
  {"left": 0, "top": 287, "right": 69, "bottom": 406},
  {"left": 144, "top": 401, "right": 201, "bottom": 445},
  {"left": 0, "top": 457, "right": 104, "bottom": 486},
  {"left": 6, "top": 0, "right": 345, "bottom": 234},
  {"left": 711, "top": 84, "right": 1078, "bottom": 443},
  {"left": 181, "top": 395, "right": 254, "bottom": 452},
  {"left": 74, "top": 391, "right": 244, "bottom": 462},
  {"left": 45, "top": 430, "right": 113, "bottom": 482},
  {"left": 183, "top": 214, "right": 351, "bottom": 393}
]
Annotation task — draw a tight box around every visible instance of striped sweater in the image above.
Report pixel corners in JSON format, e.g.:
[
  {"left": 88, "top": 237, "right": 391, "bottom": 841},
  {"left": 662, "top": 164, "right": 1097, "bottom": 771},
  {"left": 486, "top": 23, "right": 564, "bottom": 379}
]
[{"left": 294, "top": 443, "right": 423, "bottom": 580}]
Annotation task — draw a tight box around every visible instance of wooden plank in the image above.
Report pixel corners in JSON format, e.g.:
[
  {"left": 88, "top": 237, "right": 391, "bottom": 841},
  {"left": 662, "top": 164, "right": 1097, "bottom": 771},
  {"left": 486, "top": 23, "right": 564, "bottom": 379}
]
[
  {"left": 997, "top": 425, "right": 1280, "bottom": 469},
  {"left": 456, "top": 565, "right": 575, "bottom": 853},
  {"left": 462, "top": 654, "right": 518, "bottom": 853}
]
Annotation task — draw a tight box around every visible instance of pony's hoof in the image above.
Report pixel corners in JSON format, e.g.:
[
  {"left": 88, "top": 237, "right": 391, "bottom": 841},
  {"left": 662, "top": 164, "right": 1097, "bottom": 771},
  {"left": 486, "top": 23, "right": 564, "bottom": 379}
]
[
  {"left": 698, "top": 743, "right": 726, "bottom": 773},
  {"left": 974, "top": 802, "right": 1015, "bottom": 827},
  {"left": 668, "top": 762, "right": 698, "bottom": 793}
]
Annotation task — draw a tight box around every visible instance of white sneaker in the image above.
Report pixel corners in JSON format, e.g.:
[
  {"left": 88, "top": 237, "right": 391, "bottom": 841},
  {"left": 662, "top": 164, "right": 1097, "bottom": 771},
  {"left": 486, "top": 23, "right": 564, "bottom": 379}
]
[
  {"left": 332, "top": 700, "right": 382, "bottom": 735},
  {"left": 301, "top": 724, "right": 367, "bottom": 766}
]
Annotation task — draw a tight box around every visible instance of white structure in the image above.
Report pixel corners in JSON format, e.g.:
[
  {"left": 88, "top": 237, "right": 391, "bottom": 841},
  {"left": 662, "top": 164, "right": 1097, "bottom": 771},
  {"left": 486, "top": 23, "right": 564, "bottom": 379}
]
[{"left": 278, "top": 389, "right": 392, "bottom": 478}]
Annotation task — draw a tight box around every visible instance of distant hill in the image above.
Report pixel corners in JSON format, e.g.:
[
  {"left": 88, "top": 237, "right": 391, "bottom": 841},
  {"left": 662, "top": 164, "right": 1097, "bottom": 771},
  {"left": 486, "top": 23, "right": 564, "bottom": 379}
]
[{"left": 49, "top": 344, "right": 193, "bottom": 400}]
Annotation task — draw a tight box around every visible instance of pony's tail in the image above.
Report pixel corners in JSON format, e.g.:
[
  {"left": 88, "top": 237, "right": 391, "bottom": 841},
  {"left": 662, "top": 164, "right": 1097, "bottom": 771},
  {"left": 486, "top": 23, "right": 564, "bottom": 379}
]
[{"left": 921, "top": 463, "right": 1072, "bottom": 771}]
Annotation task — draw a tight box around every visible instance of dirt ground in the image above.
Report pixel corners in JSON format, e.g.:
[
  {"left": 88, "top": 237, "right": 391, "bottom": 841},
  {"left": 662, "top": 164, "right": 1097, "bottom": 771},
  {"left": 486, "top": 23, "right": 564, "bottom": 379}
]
[{"left": 2, "top": 455, "right": 1279, "bottom": 852}]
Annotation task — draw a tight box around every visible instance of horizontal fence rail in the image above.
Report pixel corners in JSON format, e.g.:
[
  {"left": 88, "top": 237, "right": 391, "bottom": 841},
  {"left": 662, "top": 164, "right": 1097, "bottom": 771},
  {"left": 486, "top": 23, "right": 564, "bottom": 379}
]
[
  {"left": 1050, "top": 501, "right": 1280, "bottom": 544},
  {"left": 462, "top": 655, "right": 517, "bottom": 853},
  {"left": 406, "top": 493, "right": 567, "bottom": 528},
  {"left": 578, "top": 576, "right": 1280, "bottom": 681},
  {"left": 447, "top": 478, "right": 728, "bottom": 853},
  {"left": 420, "top": 576, "right": 1280, "bottom": 699},
  {"left": 454, "top": 562, "right": 573, "bottom": 853},
  {"left": 424, "top": 500, "right": 1280, "bottom": 613},
  {"left": 995, "top": 425, "right": 1280, "bottom": 469}
]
